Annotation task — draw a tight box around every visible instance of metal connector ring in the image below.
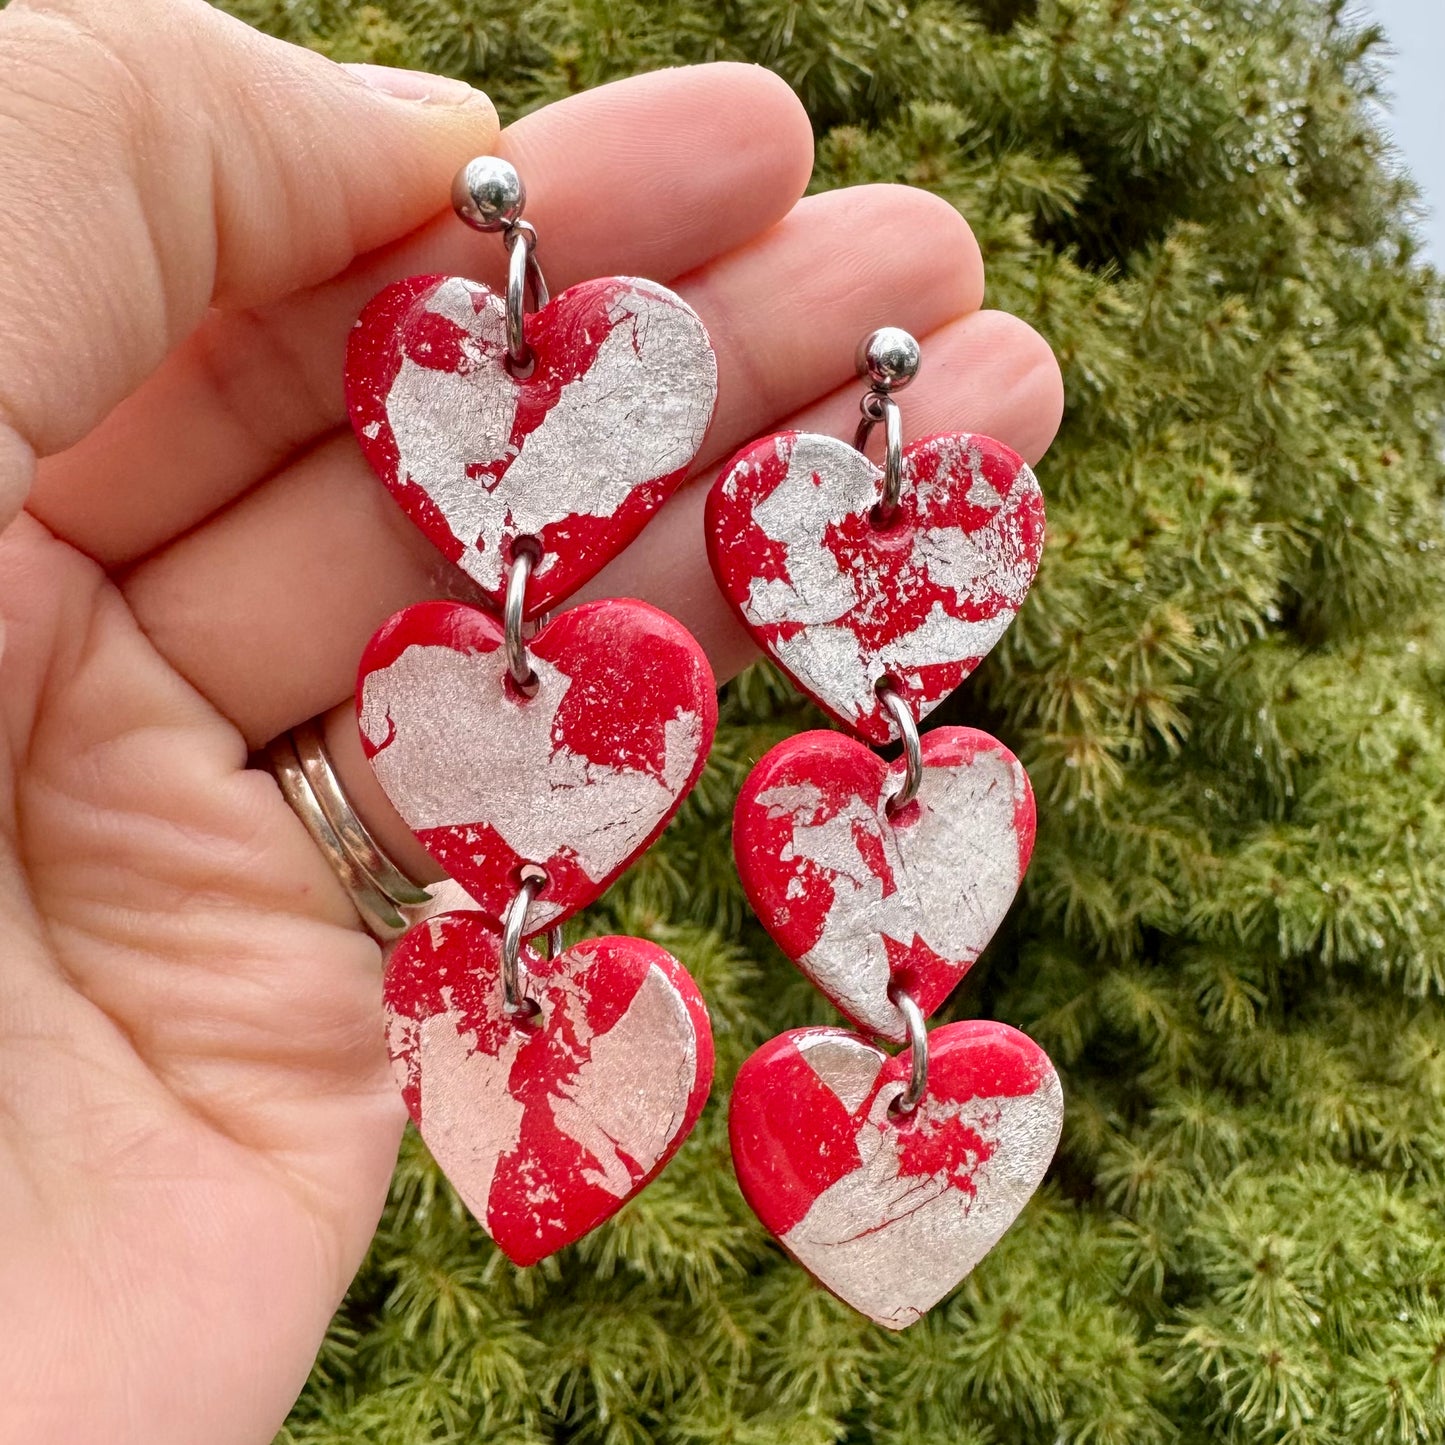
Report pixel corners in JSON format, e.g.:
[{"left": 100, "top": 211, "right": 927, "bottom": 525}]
[
  {"left": 855, "top": 390, "right": 905, "bottom": 521},
  {"left": 504, "top": 221, "right": 548, "bottom": 371},
  {"left": 500, "top": 871, "right": 547, "bottom": 1011},
  {"left": 503, "top": 547, "right": 540, "bottom": 690},
  {"left": 878, "top": 686, "right": 922, "bottom": 811},
  {"left": 890, "top": 985, "right": 929, "bottom": 1114}
]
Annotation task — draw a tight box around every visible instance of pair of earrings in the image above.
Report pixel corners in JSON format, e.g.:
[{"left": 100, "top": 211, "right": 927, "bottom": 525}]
[{"left": 345, "top": 157, "right": 1061, "bottom": 1324}]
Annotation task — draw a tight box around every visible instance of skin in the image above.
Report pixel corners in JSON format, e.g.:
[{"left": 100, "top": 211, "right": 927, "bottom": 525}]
[{"left": 0, "top": 0, "right": 1064, "bottom": 1440}]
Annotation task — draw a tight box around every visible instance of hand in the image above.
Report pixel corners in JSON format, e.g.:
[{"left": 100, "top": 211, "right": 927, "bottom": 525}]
[{"left": 0, "top": 0, "right": 1063, "bottom": 1440}]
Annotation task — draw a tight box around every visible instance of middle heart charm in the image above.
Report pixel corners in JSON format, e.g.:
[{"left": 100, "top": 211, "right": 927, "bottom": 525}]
[
  {"left": 706, "top": 429, "right": 1045, "bottom": 743},
  {"left": 733, "top": 726, "right": 1036, "bottom": 1042},
  {"left": 357, "top": 597, "right": 717, "bottom": 932},
  {"left": 347, "top": 272, "right": 718, "bottom": 617}
]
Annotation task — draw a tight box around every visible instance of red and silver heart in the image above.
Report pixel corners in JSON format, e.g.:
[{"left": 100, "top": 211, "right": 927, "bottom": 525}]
[
  {"left": 357, "top": 597, "right": 717, "bottom": 933},
  {"left": 706, "top": 430, "right": 1044, "bottom": 743},
  {"left": 386, "top": 911, "right": 714, "bottom": 1265},
  {"left": 347, "top": 273, "right": 718, "bottom": 617},
  {"left": 729, "top": 1021, "right": 1061, "bottom": 1329},
  {"left": 734, "top": 727, "right": 1035, "bottom": 1043}
]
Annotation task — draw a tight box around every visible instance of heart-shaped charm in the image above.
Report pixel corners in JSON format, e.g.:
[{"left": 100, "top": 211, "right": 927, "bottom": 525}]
[
  {"left": 348, "top": 273, "right": 718, "bottom": 616},
  {"left": 386, "top": 912, "right": 714, "bottom": 1265},
  {"left": 706, "top": 431, "right": 1044, "bottom": 743},
  {"left": 357, "top": 597, "right": 717, "bottom": 932},
  {"left": 729, "top": 1021, "right": 1061, "bottom": 1328},
  {"left": 733, "top": 727, "right": 1035, "bottom": 1042}
]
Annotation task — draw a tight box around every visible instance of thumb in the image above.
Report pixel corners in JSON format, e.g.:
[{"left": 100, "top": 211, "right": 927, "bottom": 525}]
[{"left": 0, "top": 0, "right": 497, "bottom": 514}]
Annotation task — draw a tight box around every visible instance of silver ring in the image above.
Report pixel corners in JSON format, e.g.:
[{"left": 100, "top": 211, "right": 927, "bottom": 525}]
[
  {"left": 878, "top": 686, "right": 922, "bottom": 810},
  {"left": 890, "top": 985, "right": 929, "bottom": 1114},
  {"left": 503, "top": 548, "right": 538, "bottom": 689},
  {"left": 504, "top": 222, "right": 548, "bottom": 371},
  {"left": 264, "top": 724, "right": 431, "bottom": 941},
  {"left": 292, "top": 720, "right": 432, "bottom": 907},
  {"left": 854, "top": 390, "right": 905, "bottom": 521},
  {"left": 501, "top": 871, "right": 546, "bottom": 1010}
]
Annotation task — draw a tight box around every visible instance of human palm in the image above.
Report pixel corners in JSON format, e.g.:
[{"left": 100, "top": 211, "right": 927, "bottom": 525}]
[{"left": 0, "top": 1, "right": 1062, "bottom": 1440}]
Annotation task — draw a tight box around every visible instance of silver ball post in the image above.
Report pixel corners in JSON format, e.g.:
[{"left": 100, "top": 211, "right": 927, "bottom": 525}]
[
  {"left": 452, "top": 156, "right": 526, "bottom": 232},
  {"left": 857, "top": 327, "right": 922, "bottom": 392}
]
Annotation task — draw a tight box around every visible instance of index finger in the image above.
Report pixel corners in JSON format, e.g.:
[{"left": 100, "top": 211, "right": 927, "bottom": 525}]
[{"left": 29, "top": 63, "right": 816, "bottom": 566}]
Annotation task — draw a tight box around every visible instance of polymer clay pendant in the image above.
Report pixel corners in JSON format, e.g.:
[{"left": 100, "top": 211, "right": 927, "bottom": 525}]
[
  {"left": 357, "top": 596, "right": 716, "bottom": 933},
  {"left": 386, "top": 912, "right": 713, "bottom": 1266},
  {"left": 346, "top": 157, "right": 719, "bottom": 1260},
  {"left": 729, "top": 1022, "right": 1062, "bottom": 1329},
  {"left": 347, "top": 160, "right": 717, "bottom": 617},
  {"left": 709, "top": 327, "right": 1059, "bottom": 1324},
  {"left": 732, "top": 726, "right": 1035, "bottom": 1042},
  {"left": 706, "top": 429, "right": 1043, "bottom": 743}
]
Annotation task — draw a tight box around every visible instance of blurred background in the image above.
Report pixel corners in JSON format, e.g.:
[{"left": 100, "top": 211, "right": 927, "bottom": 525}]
[{"left": 1368, "top": 0, "right": 1444, "bottom": 262}]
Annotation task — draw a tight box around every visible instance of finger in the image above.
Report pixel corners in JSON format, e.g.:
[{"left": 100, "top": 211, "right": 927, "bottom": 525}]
[
  {"left": 694, "top": 186, "right": 984, "bottom": 457},
  {"left": 28, "top": 63, "right": 815, "bottom": 568},
  {"left": 122, "top": 197, "right": 1047, "bottom": 751},
  {"left": 0, "top": 0, "right": 500, "bottom": 525}
]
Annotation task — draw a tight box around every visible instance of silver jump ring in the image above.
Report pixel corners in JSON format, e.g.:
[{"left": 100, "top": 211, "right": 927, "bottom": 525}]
[
  {"left": 512, "top": 221, "right": 549, "bottom": 309},
  {"left": 854, "top": 391, "right": 905, "bottom": 521},
  {"left": 890, "top": 985, "right": 929, "bottom": 1114},
  {"left": 501, "top": 871, "right": 546, "bottom": 1011},
  {"left": 505, "top": 228, "right": 530, "bottom": 369},
  {"left": 879, "top": 686, "right": 922, "bottom": 811},
  {"left": 852, "top": 390, "right": 886, "bottom": 454},
  {"left": 504, "top": 222, "right": 548, "bottom": 371},
  {"left": 504, "top": 548, "right": 538, "bottom": 689}
]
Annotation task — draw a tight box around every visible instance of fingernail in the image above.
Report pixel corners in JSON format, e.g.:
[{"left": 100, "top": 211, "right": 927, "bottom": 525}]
[{"left": 342, "top": 63, "right": 487, "bottom": 106}]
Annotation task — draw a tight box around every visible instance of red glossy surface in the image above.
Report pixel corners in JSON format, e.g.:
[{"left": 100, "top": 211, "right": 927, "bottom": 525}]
[
  {"left": 706, "top": 430, "right": 1045, "bottom": 742},
  {"left": 729, "top": 1021, "right": 1061, "bottom": 1328},
  {"left": 347, "top": 273, "right": 717, "bottom": 616}
]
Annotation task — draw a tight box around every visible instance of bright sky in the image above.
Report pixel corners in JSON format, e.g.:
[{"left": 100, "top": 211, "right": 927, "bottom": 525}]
[{"left": 1366, "top": 0, "right": 1445, "bottom": 264}]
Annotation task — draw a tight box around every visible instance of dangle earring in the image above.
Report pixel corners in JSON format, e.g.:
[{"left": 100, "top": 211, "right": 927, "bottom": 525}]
[
  {"left": 343, "top": 158, "right": 720, "bottom": 1265},
  {"left": 706, "top": 328, "right": 1063, "bottom": 1329}
]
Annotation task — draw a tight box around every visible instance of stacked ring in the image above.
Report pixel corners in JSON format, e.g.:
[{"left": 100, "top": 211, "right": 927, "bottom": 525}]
[{"left": 264, "top": 719, "right": 432, "bottom": 940}]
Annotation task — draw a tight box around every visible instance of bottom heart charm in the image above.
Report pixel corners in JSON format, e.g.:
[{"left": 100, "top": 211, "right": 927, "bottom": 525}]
[
  {"left": 386, "top": 911, "right": 714, "bottom": 1265},
  {"left": 734, "top": 727, "right": 1035, "bottom": 1042},
  {"left": 729, "top": 1021, "right": 1061, "bottom": 1329}
]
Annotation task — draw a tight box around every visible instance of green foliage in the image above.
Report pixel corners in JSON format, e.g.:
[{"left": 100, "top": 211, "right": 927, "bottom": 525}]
[{"left": 223, "top": 0, "right": 1445, "bottom": 1438}]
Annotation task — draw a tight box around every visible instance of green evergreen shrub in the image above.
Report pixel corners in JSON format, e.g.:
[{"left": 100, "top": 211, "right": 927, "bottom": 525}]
[{"left": 221, "top": 1, "right": 1445, "bottom": 1439}]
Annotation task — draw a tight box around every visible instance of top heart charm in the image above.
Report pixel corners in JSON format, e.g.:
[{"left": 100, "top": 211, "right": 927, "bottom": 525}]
[
  {"left": 706, "top": 431, "right": 1045, "bottom": 743},
  {"left": 347, "top": 273, "right": 718, "bottom": 617}
]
